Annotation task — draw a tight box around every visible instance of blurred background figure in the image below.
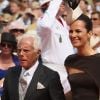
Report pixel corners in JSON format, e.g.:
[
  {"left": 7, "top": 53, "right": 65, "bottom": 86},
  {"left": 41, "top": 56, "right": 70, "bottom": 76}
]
[
  {"left": 20, "top": 0, "right": 30, "bottom": 12},
  {"left": 90, "top": 26, "right": 100, "bottom": 53},
  {"left": 8, "top": 20, "right": 26, "bottom": 38},
  {"left": 0, "top": 32, "right": 19, "bottom": 97},
  {"left": 0, "top": 13, "right": 12, "bottom": 23},
  {"left": 0, "top": 13, "right": 13, "bottom": 33},
  {"left": 61, "top": 3, "right": 72, "bottom": 25},
  {"left": 94, "top": 0, "right": 100, "bottom": 12},
  {"left": 14, "top": 8, "right": 35, "bottom": 29},
  {"left": 91, "top": 11, "right": 100, "bottom": 27},
  {"left": 8, "top": 0, "right": 22, "bottom": 21},
  {"left": 31, "top": 1, "right": 43, "bottom": 21},
  {"left": 79, "top": 0, "right": 92, "bottom": 18},
  {"left": 0, "top": 0, "right": 9, "bottom": 15},
  {"left": 26, "top": 1, "right": 43, "bottom": 32}
]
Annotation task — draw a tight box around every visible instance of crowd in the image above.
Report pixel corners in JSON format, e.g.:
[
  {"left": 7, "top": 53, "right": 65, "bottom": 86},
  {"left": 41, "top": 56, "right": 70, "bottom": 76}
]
[{"left": 0, "top": 0, "right": 100, "bottom": 100}]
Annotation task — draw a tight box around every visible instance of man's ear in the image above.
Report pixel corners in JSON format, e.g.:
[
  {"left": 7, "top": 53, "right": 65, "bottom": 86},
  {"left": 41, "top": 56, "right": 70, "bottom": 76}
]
[
  {"left": 37, "top": 49, "right": 41, "bottom": 55},
  {"left": 36, "top": 49, "right": 41, "bottom": 59}
]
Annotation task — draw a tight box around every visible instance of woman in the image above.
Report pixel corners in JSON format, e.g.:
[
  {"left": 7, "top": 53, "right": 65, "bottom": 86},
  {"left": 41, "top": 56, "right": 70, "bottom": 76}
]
[
  {"left": 64, "top": 14, "right": 100, "bottom": 100},
  {"left": 0, "top": 32, "right": 19, "bottom": 96}
]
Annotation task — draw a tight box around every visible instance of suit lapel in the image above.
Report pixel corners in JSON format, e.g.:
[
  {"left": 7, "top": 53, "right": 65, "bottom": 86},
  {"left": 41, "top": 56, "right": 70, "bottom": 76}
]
[
  {"left": 11, "top": 66, "right": 21, "bottom": 100},
  {"left": 24, "top": 63, "right": 43, "bottom": 100}
]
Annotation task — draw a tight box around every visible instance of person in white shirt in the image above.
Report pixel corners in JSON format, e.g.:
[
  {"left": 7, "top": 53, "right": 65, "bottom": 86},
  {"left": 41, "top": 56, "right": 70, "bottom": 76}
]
[{"left": 37, "top": 0, "right": 75, "bottom": 97}]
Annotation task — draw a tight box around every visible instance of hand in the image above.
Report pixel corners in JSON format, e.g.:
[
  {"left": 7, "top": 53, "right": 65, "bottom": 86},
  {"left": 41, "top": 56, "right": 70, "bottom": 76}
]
[{"left": 0, "top": 78, "right": 5, "bottom": 88}]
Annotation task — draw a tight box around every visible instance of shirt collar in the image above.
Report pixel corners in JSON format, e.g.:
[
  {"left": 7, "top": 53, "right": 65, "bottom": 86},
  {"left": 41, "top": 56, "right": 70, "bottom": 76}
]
[{"left": 21, "top": 61, "right": 39, "bottom": 77}]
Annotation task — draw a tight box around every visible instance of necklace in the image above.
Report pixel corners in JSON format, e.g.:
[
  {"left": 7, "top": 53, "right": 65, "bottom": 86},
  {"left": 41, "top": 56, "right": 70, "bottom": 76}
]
[{"left": 59, "top": 35, "right": 62, "bottom": 43}]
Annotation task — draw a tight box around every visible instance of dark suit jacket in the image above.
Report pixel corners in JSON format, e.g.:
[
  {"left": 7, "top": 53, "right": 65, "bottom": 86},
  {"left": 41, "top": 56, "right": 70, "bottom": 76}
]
[{"left": 1, "top": 63, "right": 66, "bottom": 100}]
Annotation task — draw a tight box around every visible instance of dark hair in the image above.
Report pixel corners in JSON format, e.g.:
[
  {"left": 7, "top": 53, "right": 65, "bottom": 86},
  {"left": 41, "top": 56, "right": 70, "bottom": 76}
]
[
  {"left": 91, "top": 11, "right": 100, "bottom": 18},
  {"left": 1, "top": 32, "right": 17, "bottom": 50},
  {"left": 95, "top": 0, "right": 100, "bottom": 2},
  {"left": 77, "top": 14, "right": 93, "bottom": 32}
]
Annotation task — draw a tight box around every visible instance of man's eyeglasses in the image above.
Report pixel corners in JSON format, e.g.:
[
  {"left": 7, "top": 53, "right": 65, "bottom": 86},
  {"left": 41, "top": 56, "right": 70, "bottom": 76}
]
[
  {"left": 91, "top": 18, "right": 99, "bottom": 21},
  {"left": 10, "top": 29, "right": 25, "bottom": 33},
  {"left": 1, "top": 43, "right": 12, "bottom": 48}
]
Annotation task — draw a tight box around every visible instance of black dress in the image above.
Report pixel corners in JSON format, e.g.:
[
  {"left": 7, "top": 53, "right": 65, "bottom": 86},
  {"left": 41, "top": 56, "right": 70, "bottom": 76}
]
[{"left": 64, "top": 53, "right": 100, "bottom": 100}]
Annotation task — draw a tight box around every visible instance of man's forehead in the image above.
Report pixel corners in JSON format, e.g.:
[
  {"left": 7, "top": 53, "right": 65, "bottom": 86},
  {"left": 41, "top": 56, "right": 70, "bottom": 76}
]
[{"left": 18, "top": 38, "right": 33, "bottom": 46}]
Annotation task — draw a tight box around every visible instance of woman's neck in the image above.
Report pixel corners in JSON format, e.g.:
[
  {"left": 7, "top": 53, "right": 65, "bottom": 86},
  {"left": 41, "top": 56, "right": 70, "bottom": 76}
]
[
  {"left": 0, "top": 53, "right": 12, "bottom": 60},
  {"left": 77, "top": 45, "right": 96, "bottom": 56},
  {"left": 0, "top": 53, "right": 15, "bottom": 70}
]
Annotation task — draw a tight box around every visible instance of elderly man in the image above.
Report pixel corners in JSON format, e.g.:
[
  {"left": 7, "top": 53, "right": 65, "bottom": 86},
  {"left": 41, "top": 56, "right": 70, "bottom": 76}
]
[{"left": 1, "top": 31, "right": 66, "bottom": 100}]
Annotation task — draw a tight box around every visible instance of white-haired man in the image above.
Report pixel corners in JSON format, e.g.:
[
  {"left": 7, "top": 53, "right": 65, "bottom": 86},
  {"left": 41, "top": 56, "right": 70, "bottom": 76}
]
[{"left": 1, "top": 31, "right": 66, "bottom": 100}]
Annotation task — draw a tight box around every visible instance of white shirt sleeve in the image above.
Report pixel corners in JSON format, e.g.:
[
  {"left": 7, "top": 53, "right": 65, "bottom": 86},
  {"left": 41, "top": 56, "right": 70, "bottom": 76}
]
[{"left": 38, "top": 0, "right": 62, "bottom": 28}]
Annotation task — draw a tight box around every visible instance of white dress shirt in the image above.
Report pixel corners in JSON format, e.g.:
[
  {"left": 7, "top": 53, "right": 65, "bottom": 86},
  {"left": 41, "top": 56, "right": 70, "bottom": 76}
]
[
  {"left": 19, "top": 61, "right": 39, "bottom": 100},
  {"left": 37, "top": 0, "right": 74, "bottom": 94}
]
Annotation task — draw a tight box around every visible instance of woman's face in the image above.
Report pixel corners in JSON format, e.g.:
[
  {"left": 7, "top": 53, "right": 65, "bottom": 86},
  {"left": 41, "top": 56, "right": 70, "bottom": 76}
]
[
  {"left": 0, "top": 42, "right": 13, "bottom": 55},
  {"left": 69, "top": 20, "right": 90, "bottom": 48}
]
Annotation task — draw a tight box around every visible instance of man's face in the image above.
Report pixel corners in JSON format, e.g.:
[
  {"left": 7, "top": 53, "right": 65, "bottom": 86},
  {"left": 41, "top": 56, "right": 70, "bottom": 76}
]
[
  {"left": 58, "top": 2, "right": 66, "bottom": 15},
  {"left": 91, "top": 13, "right": 100, "bottom": 27},
  {"left": 17, "top": 38, "right": 40, "bottom": 69}
]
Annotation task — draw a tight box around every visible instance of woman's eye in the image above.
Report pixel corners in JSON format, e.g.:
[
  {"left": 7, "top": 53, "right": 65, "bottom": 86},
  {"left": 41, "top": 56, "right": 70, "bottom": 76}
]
[
  {"left": 23, "top": 49, "right": 30, "bottom": 53},
  {"left": 69, "top": 30, "right": 73, "bottom": 33},
  {"left": 75, "top": 30, "right": 81, "bottom": 33}
]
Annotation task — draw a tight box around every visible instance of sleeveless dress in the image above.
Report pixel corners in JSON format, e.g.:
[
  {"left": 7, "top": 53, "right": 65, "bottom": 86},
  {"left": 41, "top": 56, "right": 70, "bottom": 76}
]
[
  {"left": 0, "top": 54, "right": 19, "bottom": 96},
  {"left": 64, "top": 53, "right": 100, "bottom": 100}
]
